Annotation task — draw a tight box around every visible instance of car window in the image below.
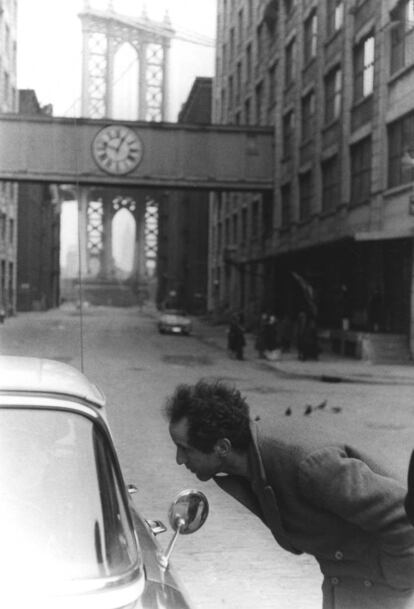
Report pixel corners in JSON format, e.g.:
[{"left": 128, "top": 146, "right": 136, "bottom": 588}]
[{"left": 0, "top": 408, "right": 140, "bottom": 587}]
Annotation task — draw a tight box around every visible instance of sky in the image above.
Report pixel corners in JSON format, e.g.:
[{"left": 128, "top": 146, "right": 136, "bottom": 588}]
[
  {"left": 16, "top": 0, "right": 217, "bottom": 272},
  {"left": 17, "top": 0, "right": 217, "bottom": 121}
]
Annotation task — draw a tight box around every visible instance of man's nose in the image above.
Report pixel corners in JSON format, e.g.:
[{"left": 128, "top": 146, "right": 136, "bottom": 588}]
[{"left": 176, "top": 447, "right": 186, "bottom": 465}]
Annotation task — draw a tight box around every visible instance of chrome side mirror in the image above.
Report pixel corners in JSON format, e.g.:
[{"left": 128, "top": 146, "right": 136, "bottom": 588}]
[{"left": 158, "top": 489, "right": 209, "bottom": 568}]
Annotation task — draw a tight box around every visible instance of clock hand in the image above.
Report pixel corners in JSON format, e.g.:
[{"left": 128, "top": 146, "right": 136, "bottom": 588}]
[{"left": 116, "top": 134, "right": 128, "bottom": 153}]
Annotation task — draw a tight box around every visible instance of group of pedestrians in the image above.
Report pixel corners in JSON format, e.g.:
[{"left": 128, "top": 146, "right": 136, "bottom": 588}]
[
  {"left": 255, "top": 311, "right": 319, "bottom": 362},
  {"left": 228, "top": 310, "right": 319, "bottom": 362}
]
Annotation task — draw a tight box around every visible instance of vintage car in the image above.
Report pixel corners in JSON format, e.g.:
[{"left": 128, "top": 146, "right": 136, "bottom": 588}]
[
  {"left": 0, "top": 355, "right": 208, "bottom": 609},
  {"left": 158, "top": 309, "right": 192, "bottom": 336}
]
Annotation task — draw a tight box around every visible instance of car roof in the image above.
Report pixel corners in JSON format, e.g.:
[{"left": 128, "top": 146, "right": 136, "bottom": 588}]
[{"left": 0, "top": 355, "right": 106, "bottom": 407}]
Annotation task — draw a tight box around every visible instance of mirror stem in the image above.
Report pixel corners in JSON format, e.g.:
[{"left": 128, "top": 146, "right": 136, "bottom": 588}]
[{"left": 158, "top": 517, "right": 185, "bottom": 569}]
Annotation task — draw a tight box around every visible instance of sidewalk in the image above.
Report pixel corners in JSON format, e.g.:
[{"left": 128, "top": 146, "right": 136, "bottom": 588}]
[{"left": 192, "top": 317, "right": 414, "bottom": 386}]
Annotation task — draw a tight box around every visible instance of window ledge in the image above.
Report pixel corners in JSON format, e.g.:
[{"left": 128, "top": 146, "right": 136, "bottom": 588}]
[
  {"left": 352, "top": 93, "right": 373, "bottom": 110},
  {"left": 383, "top": 182, "right": 414, "bottom": 199},
  {"left": 388, "top": 62, "right": 414, "bottom": 86},
  {"left": 302, "top": 56, "right": 316, "bottom": 72},
  {"left": 319, "top": 207, "right": 337, "bottom": 219},
  {"left": 322, "top": 118, "right": 340, "bottom": 132},
  {"left": 349, "top": 199, "right": 370, "bottom": 209},
  {"left": 324, "top": 28, "right": 342, "bottom": 48},
  {"left": 300, "top": 137, "right": 314, "bottom": 148},
  {"left": 279, "top": 225, "right": 291, "bottom": 234}
]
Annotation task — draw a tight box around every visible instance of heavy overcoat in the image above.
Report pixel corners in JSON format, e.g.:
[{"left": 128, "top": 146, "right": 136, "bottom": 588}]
[{"left": 214, "top": 418, "right": 414, "bottom": 609}]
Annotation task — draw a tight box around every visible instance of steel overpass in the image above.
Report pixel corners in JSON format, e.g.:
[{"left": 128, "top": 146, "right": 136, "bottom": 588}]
[{"left": 0, "top": 113, "right": 274, "bottom": 192}]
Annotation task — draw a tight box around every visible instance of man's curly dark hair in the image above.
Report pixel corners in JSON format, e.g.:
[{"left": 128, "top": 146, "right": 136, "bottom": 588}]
[{"left": 164, "top": 379, "right": 251, "bottom": 453}]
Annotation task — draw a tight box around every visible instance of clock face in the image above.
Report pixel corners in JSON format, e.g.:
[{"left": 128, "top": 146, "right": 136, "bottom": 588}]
[{"left": 91, "top": 125, "right": 143, "bottom": 175}]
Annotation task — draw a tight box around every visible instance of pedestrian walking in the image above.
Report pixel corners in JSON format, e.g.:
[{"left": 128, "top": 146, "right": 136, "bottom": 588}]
[
  {"left": 227, "top": 313, "right": 245, "bottom": 361},
  {"left": 263, "top": 314, "right": 280, "bottom": 360},
  {"left": 165, "top": 379, "right": 414, "bottom": 609}
]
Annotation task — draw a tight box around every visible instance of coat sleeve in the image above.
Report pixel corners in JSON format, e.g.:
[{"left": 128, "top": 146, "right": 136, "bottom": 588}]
[{"left": 298, "top": 446, "right": 414, "bottom": 589}]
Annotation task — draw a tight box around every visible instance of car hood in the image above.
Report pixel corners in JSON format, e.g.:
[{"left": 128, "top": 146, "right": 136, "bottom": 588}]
[{"left": 3, "top": 580, "right": 192, "bottom": 609}]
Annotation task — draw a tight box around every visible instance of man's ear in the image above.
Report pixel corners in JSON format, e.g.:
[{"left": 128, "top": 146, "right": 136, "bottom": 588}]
[{"left": 214, "top": 438, "right": 232, "bottom": 457}]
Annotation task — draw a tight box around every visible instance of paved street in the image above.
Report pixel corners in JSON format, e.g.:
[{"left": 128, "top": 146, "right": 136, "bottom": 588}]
[{"left": 1, "top": 304, "right": 414, "bottom": 609}]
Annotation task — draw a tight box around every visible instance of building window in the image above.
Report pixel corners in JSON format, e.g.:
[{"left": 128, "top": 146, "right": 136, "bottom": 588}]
[
  {"left": 325, "top": 66, "right": 342, "bottom": 123},
  {"left": 304, "top": 11, "right": 318, "bottom": 61},
  {"left": 301, "top": 90, "right": 315, "bottom": 142},
  {"left": 238, "top": 8, "right": 244, "bottom": 45},
  {"left": 284, "top": 0, "right": 297, "bottom": 18},
  {"left": 390, "top": 0, "right": 414, "bottom": 74},
  {"left": 350, "top": 137, "right": 372, "bottom": 206},
  {"left": 244, "top": 97, "right": 251, "bottom": 124},
  {"left": 283, "top": 110, "right": 295, "bottom": 158},
  {"left": 251, "top": 200, "right": 259, "bottom": 239},
  {"left": 327, "top": 0, "right": 344, "bottom": 36},
  {"left": 241, "top": 208, "right": 247, "bottom": 243},
  {"left": 236, "top": 61, "right": 242, "bottom": 103},
  {"left": 247, "top": 0, "right": 253, "bottom": 25},
  {"left": 0, "top": 214, "right": 5, "bottom": 240},
  {"left": 229, "top": 27, "right": 235, "bottom": 62},
  {"left": 285, "top": 38, "right": 296, "bottom": 86},
  {"left": 225, "top": 218, "right": 230, "bottom": 244},
  {"left": 8, "top": 218, "right": 14, "bottom": 243},
  {"left": 264, "top": 1, "right": 278, "bottom": 39},
  {"left": 299, "top": 171, "right": 313, "bottom": 221},
  {"left": 221, "top": 89, "right": 226, "bottom": 122},
  {"left": 232, "top": 213, "right": 238, "bottom": 243},
  {"left": 3, "top": 71, "right": 9, "bottom": 106},
  {"left": 262, "top": 191, "right": 273, "bottom": 238},
  {"left": 228, "top": 75, "right": 234, "bottom": 110},
  {"left": 5, "top": 25, "right": 10, "bottom": 57},
  {"left": 281, "top": 183, "right": 291, "bottom": 227},
  {"left": 388, "top": 110, "right": 414, "bottom": 188},
  {"left": 353, "top": 35, "right": 375, "bottom": 102},
  {"left": 321, "top": 156, "right": 340, "bottom": 212},
  {"left": 0, "top": 260, "right": 5, "bottom": 294},
  {"left": 246, "top": 43, "right": 252, "bottom": 82},
  {"left": 255, "top": 81, "right": 263, "bottom": 124},
  {"left": 256, "top": 23, "right": 264, "bottom": 64},
  {"left": 222, "top": 43, "right": 227, "bottom": 74},
  {"left": 268, "top": 65, "right": 276, "bottom": 107}
]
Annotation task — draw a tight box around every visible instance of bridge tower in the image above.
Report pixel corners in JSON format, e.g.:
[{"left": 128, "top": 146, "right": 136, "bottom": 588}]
[
  {"left": 75, "top": 1, "right": 173, "bottom": 304},
  {"left": 79, "top": 0, "right": 174, "bottom": 121}
]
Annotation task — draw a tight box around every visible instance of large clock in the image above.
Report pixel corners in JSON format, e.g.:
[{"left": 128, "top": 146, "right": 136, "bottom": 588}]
[{"left": 91, "top": 125, "right": 143, "bottom": 175}]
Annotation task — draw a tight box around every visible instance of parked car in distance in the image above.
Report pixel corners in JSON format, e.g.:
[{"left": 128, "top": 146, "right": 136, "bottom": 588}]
[
  {"left": 0, "top": 355, "right": 208, "bottom": 609},
  {"left": 158, "top": 309, "right": 192, "bottom": 336}
]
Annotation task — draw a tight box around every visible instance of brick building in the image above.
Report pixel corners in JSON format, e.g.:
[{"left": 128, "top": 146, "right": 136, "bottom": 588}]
[
  {"left": 0, "top": 0, "right": 18, "bottom": 315},
  {"left": 211, "top": 0, "right": 414, "bottom": 359},
  {"left": 156, "top": 77, "right": 211, "bottom": 314},
  {"left": 17, "top": 90, "right": 60, "bottom": 311}
]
